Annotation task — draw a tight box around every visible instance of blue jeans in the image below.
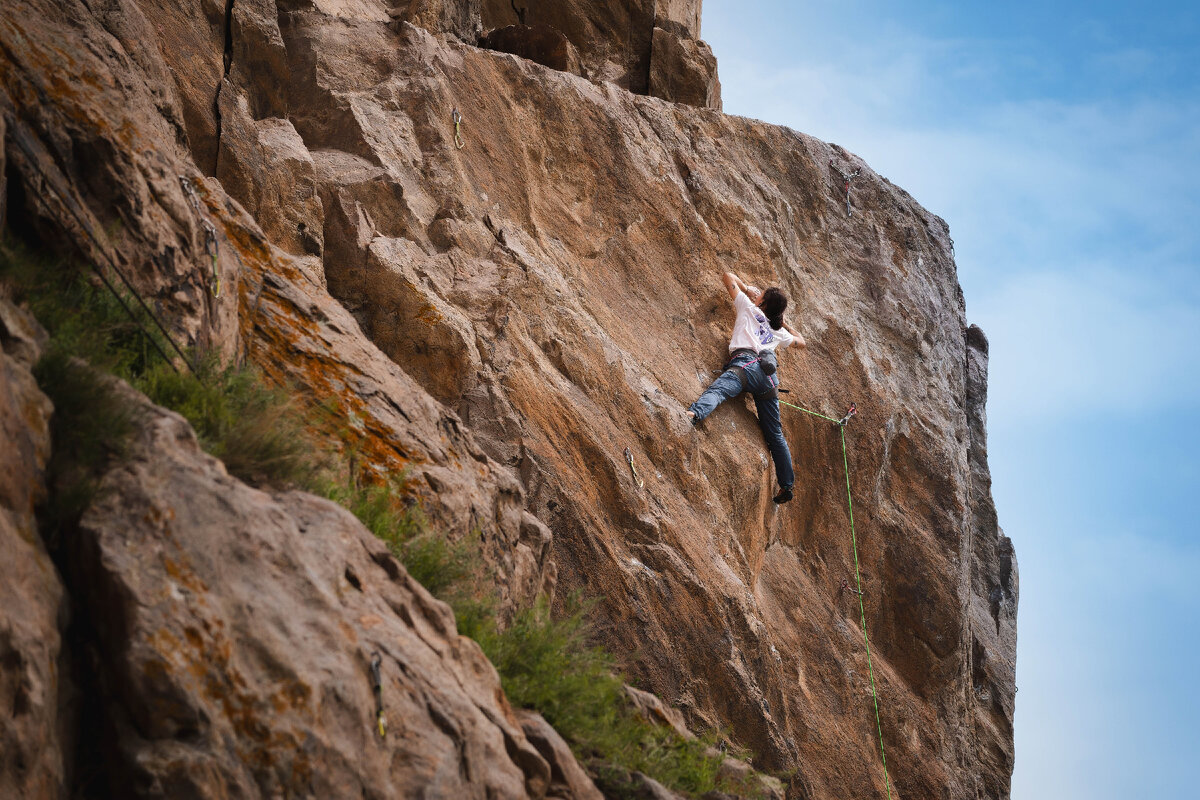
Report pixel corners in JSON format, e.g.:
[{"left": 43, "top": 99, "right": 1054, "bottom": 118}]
[{"left": 688, "top": 352, "right": 795, "bottom": 489}]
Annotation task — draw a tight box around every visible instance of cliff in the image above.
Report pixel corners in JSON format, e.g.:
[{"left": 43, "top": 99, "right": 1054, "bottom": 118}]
[{"left": 0, "top": 1, "right": 1016, "bottom": 798}]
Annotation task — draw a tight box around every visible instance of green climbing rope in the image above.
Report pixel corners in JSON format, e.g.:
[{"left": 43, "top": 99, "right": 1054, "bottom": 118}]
[
  {"left": 782, "top": 399, "right": 893, "bottom": 799},
  {"left": 779, "top": 399, "right": 839, "bottom": 423},
  {"left": 840, "top": 424, "right": 893, "bottom": 800}
]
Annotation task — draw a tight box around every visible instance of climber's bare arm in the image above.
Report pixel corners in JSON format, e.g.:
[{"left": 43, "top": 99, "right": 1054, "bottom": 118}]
[
  {"left": 722, "top": 271, "right": 740, "bottom": 300},
  {"left": 783, "top": 320, "right": 807, "bottom": 349},
  {"left": 723, "top": 272, "right": 757, "bottom": 302}
]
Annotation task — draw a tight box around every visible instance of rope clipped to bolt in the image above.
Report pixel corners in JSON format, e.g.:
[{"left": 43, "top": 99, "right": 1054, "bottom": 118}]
[
  {"left": 624, "top": 448, "right": 643, "bottom": 491},
  {"left": 179, "top": 176, "right": 221, "bottom": 297}
]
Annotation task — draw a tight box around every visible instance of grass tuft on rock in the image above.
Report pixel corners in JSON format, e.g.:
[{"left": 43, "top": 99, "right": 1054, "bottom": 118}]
[
  {"left": 137, "top": 357, "right": 321, "bottom": 488},
  {"left": 1, "top": 238, "right": 323, "bottom": 490},
  {"left": 322, "top": 477, "right": 475, "bottom": 597},
  {"left": 461, "top": 597, "right": 726, "bottom": 797}
]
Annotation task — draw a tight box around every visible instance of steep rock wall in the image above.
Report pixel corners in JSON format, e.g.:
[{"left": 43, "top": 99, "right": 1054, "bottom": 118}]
[
  {"left": 0, "top": 1, "right": 1016, "bottom": 798},
  {"left": 0, "top": 298, "right": 67, "bottom": 800}
]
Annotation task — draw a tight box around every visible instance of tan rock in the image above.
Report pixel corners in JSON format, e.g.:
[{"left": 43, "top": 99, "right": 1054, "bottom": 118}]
[
  {"left": 625, "top": 685, "right": 694, "bottom": 740},
  {"left": 714, "top": 757, "right": 784, "bottom": 800},
  {"left": 68, "top": 382, "right": 564, "bottom": 797},
  {"left": 0, "top": 1, "right": 1017, "bottom": 798},
  {"left": 481, "top": 24, "right": 586, "bottom": 76},
  {"left": 648, "top": 25, "right": 721, "bottom": 110},
  {"left": 0, "top": 299, "right": 67, "bottom": 800},
  {"left": 516, "top": 710, "right": 604, "bottom": 800},
  {"left": 391, "top": 0, "right": 483, "bottom": 42},
  {"left": 215, "top": 109, "right": 325, "bottom": 264},
  {"left": 482, "top": 0, "right": 657, "bottom": 90}
]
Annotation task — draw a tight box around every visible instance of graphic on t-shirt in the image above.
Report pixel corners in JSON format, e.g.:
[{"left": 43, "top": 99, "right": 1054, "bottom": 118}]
[{"left": 754, "top": 312, "right": 775, "bottom": 345}]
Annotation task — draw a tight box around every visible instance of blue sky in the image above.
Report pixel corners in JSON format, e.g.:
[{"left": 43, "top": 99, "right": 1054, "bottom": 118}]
[{"left": 702, "top": 2, "right": 1200, "bottom": 797}]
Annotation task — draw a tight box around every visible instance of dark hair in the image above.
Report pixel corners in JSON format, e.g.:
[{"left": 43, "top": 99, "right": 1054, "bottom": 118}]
[{"left": 760, "top": 287, "right": 787, "bottom": 329}]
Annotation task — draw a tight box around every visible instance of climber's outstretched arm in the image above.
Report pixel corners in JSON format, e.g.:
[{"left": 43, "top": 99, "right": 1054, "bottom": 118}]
[
  {"left": 783, "top": 320, "right": 806, "bottom": 349},
  {"left": 723, "top": 271, "right": 755, "bottom": 301}
]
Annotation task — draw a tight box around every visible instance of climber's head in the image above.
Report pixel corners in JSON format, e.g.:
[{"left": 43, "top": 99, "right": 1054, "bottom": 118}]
[{"left": 759, "top": 287, "right": 787, "bottom": 330}]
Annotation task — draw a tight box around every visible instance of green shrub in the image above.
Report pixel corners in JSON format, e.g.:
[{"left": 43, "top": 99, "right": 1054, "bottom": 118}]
[
  {"left": 3, "top": 238, "right": 323, "bottom": 490},
  {"left": 136, "top": 357, "right": 321, "bottom": 488},
  {"left": 465, "top": 596, "right": 725, "bottom": 797},
  {"left": 322, "top": 478, "right": 475, "bottom": 597},
  {"left": 1, "top": 241, "right": 168, "bottom": 379}
]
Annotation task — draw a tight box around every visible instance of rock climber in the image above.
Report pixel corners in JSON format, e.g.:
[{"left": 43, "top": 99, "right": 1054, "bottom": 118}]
[{"left": 686, "top": 271, "right": 805, "bottom": 504}]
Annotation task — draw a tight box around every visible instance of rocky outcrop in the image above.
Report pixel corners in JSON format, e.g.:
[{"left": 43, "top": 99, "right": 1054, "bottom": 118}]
[
  {"left": 648, "top": 22, "right": 721, "bottom": 110},
  {"left": 479, "top": 0, "right": 718, "bottom": 107},
  {"left": 1, "top": 1, "right": 1015, "bottom": 798},
  {"left": 481, "top": 24, "right": 586, "bottom": 77},
  {"left": 63, "top": 378, "right": 596, "bottom": 798},
  {"left": 392, "top": 0, "right": 484, "bottom": 43},
  {"left": 0, "top": 299, "right": 67, "bottom": 800},
  {"left": 963, "top": 325, "right": 1018, "bottom": 787},
  {"left": 1, "top": 0, "right": 555, "bottom": 617}
]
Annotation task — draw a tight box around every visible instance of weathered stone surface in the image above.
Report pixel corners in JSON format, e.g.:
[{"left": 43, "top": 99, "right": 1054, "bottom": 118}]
[
  {"left": 592, "top": 768, "right": 688, "bottom": 800},
  {"left": 713, "top": 758, "right": 783, "bottom": 800},
  {"left": 515, "top": 710, "right": 605, "bottom": 800},
  {"left": 0, "top": 1, "right": 1015, "bottom": 798},
  {"left": 0, "top": 0, "right": 554, "bottom": 617},
  {"left": 479, "top": 0, "right": 713, "bottom": 104},
  {"left": 656, "top": 0, "right": 703, "bottom": 39},
  {"left": 216, "top": 108, "right": 325, "bottom": 265},
  {"left": 964, "top": 324, "right": 1018, "bottom": 786},
  {"left": 0, "top": 298, "right": 67, "bottom": 800},
  {"left": 391, "top": 0, "right": 483, "bottom": 42},
  {"left": 481, "top": 24, "right": 585, "bottom": 76},
  {"left": 67, "top": 382, "right": 570, "bottom": 798},
  {"left": 648, "top": 25, "right": 721, "bottom": 110},
  {"left": 482, "top": 0, "right": 657, "bottom": 89},
  {"left": 625, "top": 685, "right": 693, "bottom": 740}
]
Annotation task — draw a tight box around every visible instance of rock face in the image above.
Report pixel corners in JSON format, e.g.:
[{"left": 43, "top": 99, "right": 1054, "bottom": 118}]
[
  {"left": 0, "top": 1, "right": 1016, "bottom": 799},
  {"left": 61, "top": 379, "right": 595, "bottom": 798},
  {"left": 648, "top": 21, "right": 721, "bottom": 110},
  {"left": 0, "top": 299, "right": 67, "bottom": 800},
  {"left": 481, "top": 24, "right": 586, "bottom": 77},
  {"left": 1, "top": 0, "right": 555, "bottom": 618},
  {"left": 480, "top": 0, "right": 719, "bottom": 107}
]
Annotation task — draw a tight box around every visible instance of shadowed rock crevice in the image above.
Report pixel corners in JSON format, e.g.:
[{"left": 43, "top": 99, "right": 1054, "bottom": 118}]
[{"left": 211, "top": 0, "right": 236, "bottom": 176}]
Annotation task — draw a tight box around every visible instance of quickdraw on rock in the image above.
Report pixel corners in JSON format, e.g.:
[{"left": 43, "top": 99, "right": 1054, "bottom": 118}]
[
  {"left": 840, "top": 578, "right": 863, "bottom": 596},
  {"left": 451, "top": 108, "right": 465, "bottom": 150},
  {"left": 369, "top": 651, "right": 387, "bottom": 738},
  {"left": 835, "top": 402, "right": 857, "bottom": 428},
  {"left": 179, "top": 176, "right": 221, "bottom": 297},
  {"left": 831, "top": 160, "right": 860, "bottom": 217},
  {"left": 623, "top": 447, "right": 644, "bottom": 490}
]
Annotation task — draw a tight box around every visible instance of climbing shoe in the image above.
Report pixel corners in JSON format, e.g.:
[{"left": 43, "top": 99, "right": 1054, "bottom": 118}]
[{"left": 773, "top": 486, "right": 794, "bottom": 504}]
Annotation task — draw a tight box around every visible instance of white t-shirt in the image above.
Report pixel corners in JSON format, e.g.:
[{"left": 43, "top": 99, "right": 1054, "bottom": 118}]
[{"left": 728, "top": 290, "right": 795, "bottom": 354}]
